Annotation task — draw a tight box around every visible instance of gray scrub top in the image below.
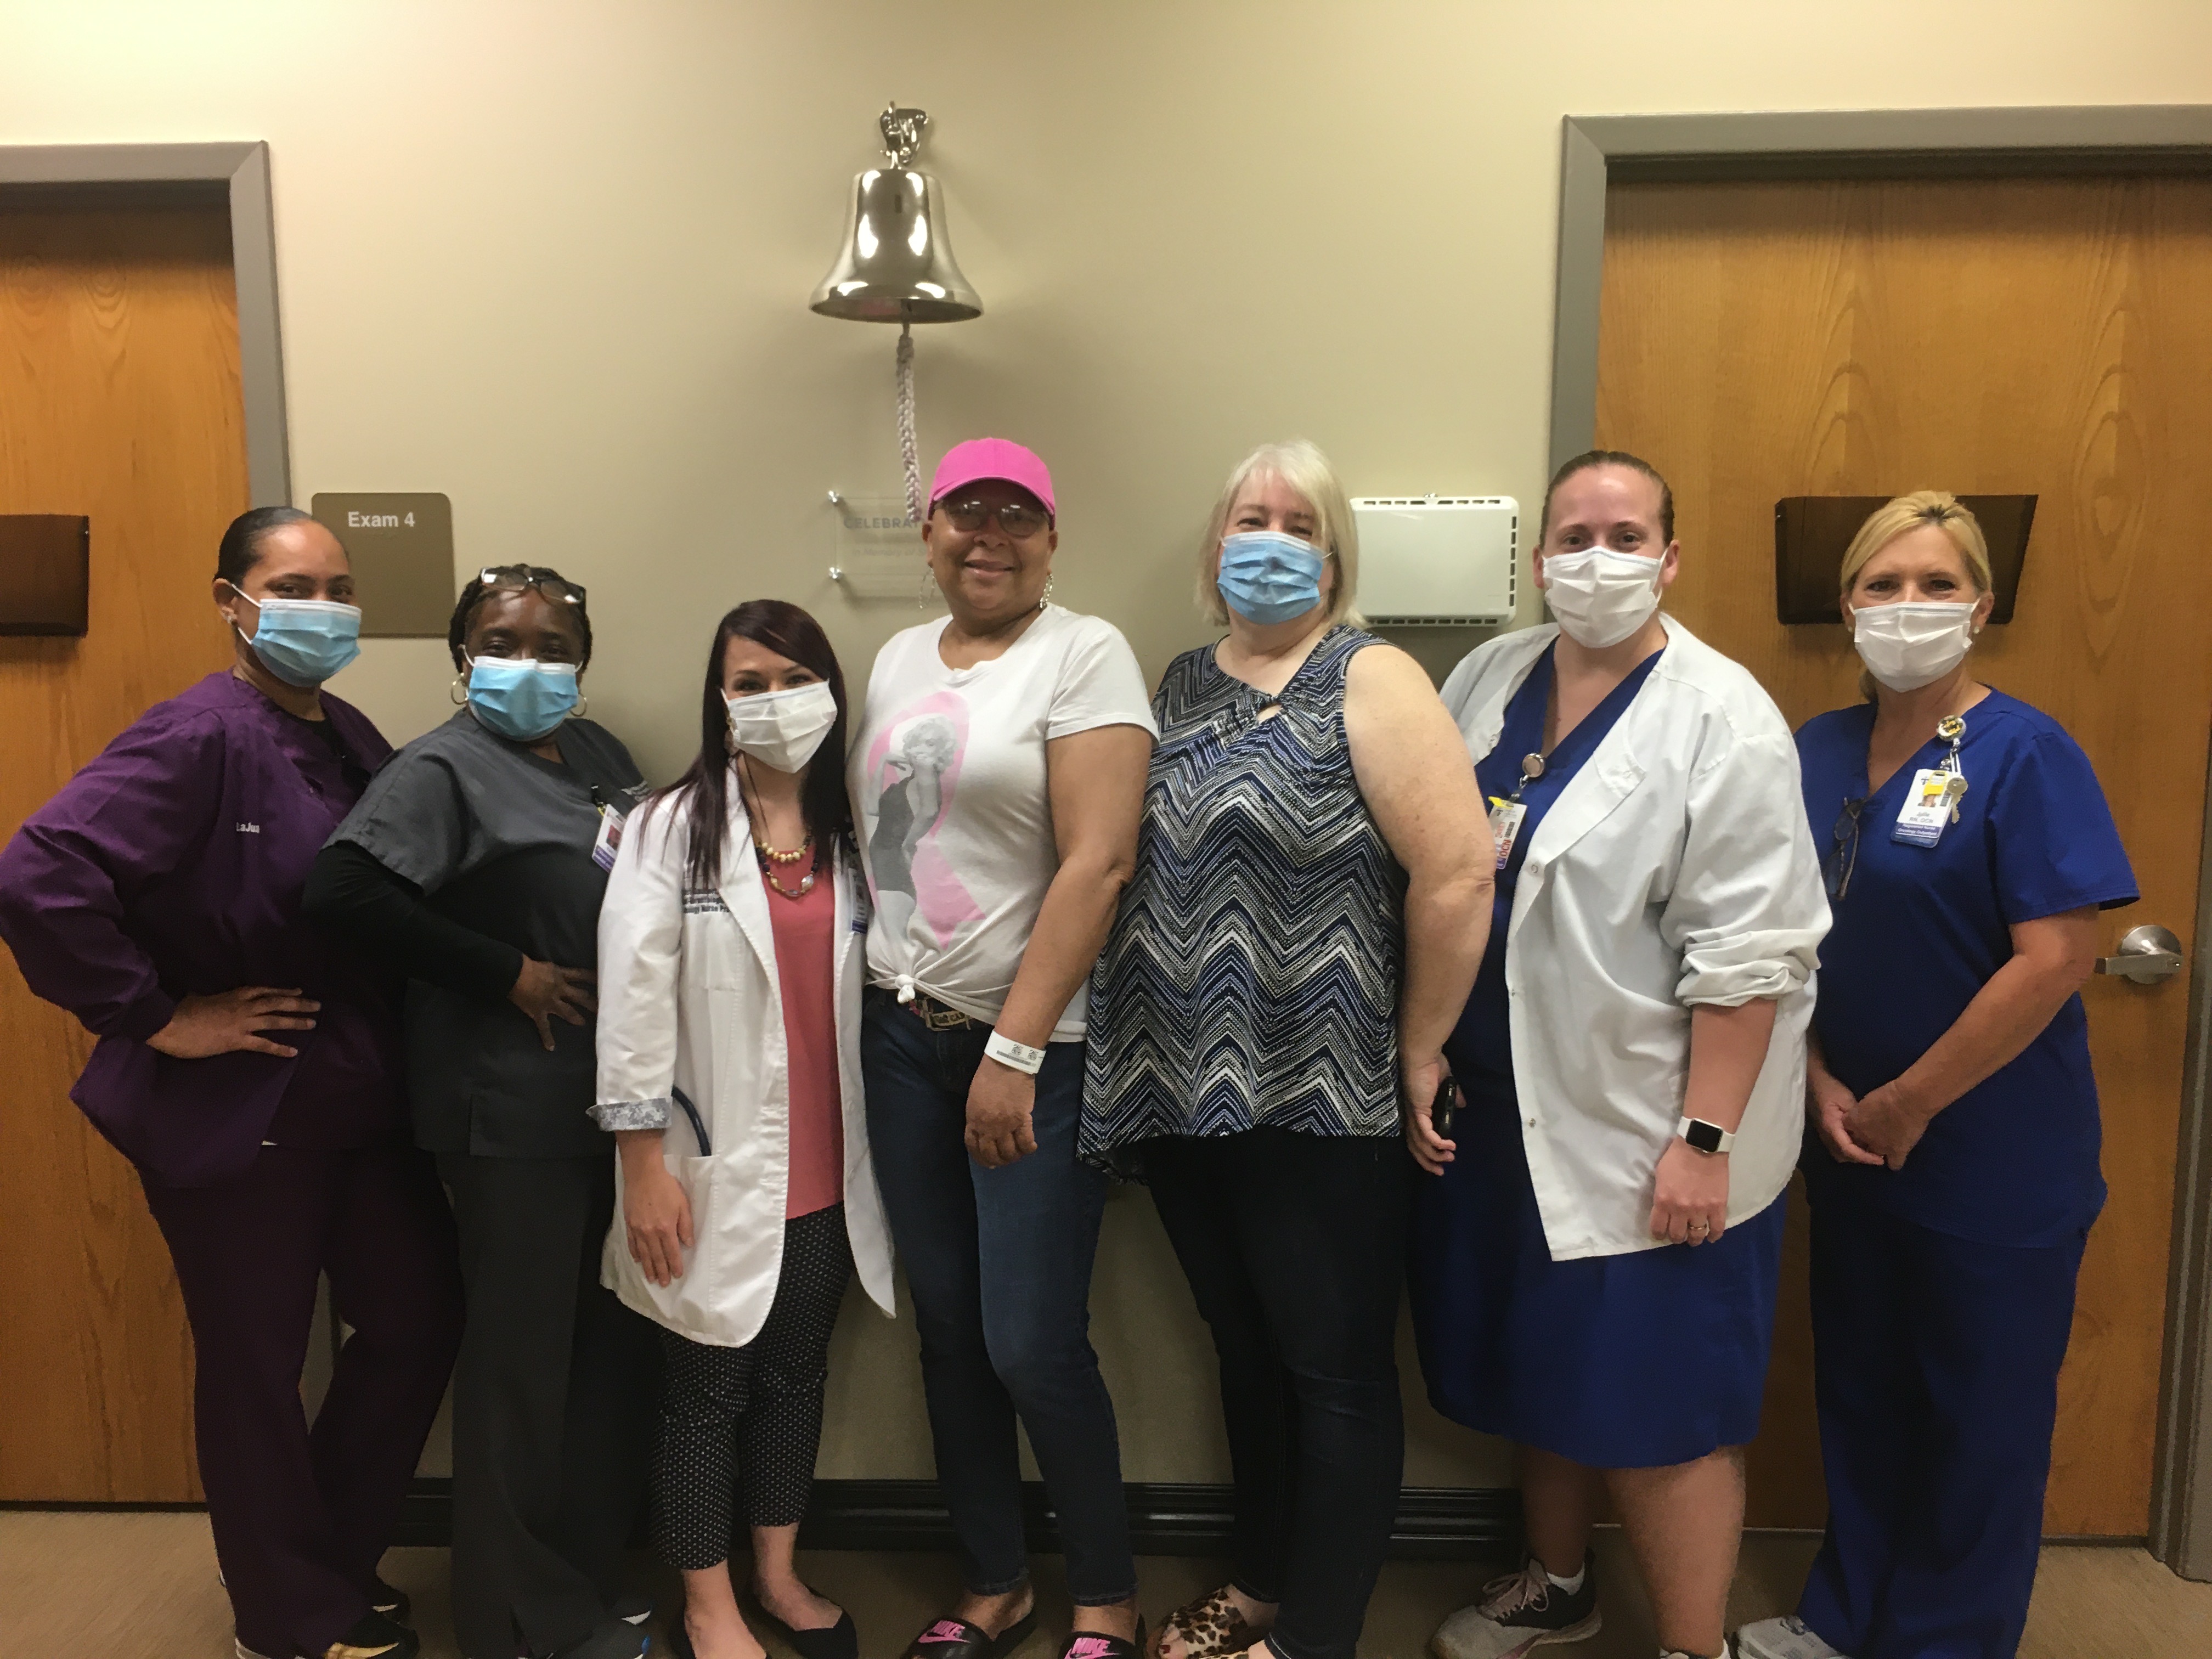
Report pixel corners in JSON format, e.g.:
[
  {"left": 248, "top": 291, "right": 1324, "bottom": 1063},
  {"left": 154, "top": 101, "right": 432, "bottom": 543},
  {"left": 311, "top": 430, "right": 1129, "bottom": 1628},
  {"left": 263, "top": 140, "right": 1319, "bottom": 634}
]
[{"left": 329, "top": 709, "right": 646, "bottom": 1158}]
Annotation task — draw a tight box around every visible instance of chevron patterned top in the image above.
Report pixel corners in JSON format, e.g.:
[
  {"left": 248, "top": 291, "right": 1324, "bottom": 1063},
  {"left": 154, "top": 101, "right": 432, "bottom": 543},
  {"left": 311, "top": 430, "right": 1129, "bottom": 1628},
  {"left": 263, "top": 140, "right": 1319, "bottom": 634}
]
[{"left": 1082, "top": 625, "right": 1408, "bottom": 1160}]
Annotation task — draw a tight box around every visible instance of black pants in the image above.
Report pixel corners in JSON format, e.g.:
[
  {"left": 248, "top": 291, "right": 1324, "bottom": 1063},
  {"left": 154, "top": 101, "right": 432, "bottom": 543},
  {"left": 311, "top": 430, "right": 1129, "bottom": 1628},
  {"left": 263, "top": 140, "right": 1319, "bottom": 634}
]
[
  {"left": 1144, "top": 1129, "right": 1413, "bottom": 1659},
  {"left": 143, "top": 1144, "right": 462, "bottom": 1659},
  {"left": 655, "top": 1204, "right": 855, "bottom": 1570},
  {"left": 440, "top": 1153, "right": 662, "bottom": 1659}
]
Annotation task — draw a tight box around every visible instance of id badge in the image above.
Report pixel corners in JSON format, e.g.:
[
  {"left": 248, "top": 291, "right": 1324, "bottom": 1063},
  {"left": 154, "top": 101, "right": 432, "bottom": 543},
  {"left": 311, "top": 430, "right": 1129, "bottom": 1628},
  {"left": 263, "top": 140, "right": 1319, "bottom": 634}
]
[
  {"left": 1892, "top": 768, "right": 1963, "bottom": 848},
  {"left": 1488, "top": 796, "right": 1528, "bottom": 870},
  {"left": 591, "top": 803, "right": 628, "bottom": 871}
]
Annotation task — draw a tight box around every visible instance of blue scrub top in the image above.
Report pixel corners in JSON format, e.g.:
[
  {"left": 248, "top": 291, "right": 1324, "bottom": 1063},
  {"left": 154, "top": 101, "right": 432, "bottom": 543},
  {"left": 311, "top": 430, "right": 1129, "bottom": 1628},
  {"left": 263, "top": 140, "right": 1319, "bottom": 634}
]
[
  {"left": 1447, "top": 642, "right": 1663, "bottom": 1090},
  {"left": 1795, "top": 690, "right": 2137, "bottom": 1248}
]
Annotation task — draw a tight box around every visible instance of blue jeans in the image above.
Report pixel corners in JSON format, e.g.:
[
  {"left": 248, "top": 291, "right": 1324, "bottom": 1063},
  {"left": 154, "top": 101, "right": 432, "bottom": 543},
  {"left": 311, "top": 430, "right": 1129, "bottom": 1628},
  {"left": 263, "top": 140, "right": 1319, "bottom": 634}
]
[{"left": 861, "top": 988, "right": 1136, "bottom": 1606}]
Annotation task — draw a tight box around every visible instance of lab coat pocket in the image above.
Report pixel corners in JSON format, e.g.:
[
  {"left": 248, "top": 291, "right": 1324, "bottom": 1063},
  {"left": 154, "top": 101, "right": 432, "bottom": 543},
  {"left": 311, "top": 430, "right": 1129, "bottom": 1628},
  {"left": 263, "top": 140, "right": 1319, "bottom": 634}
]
[{"left": 647, "top": 1150, "right": 784, "bottom": 1348}]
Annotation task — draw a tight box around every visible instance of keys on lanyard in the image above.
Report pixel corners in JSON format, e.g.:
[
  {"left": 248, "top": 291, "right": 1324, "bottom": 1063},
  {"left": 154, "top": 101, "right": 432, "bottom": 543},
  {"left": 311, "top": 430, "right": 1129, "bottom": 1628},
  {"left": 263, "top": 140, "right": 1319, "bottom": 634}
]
[
  {"left": 1893, "top": 713, "right": 1969, "bottom": 849},
  {"left": 1487, "top": 751, "right": 1545, "bottom": 870}
]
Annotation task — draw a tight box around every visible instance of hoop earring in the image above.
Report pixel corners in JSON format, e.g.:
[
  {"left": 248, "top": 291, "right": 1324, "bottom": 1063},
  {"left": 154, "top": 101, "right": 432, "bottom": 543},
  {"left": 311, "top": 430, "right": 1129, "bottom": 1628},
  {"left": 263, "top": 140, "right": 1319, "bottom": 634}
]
[
  {"left": 449, "top": 672, "right": 469, "bottom": 707},
  {"left": 571, "top": 694, "right": 589, "bottom": 719}
]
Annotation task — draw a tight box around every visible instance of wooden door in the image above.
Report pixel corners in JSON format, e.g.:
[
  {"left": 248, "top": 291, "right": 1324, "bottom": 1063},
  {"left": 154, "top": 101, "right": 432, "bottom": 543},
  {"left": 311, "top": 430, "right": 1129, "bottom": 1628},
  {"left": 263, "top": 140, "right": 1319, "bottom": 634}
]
[
  {"left": 1594, "top": 174, "right": 2212, "bottom": 1535},
  {"left": 0, "top": 186, "right": 248, "bottom": 1500}
]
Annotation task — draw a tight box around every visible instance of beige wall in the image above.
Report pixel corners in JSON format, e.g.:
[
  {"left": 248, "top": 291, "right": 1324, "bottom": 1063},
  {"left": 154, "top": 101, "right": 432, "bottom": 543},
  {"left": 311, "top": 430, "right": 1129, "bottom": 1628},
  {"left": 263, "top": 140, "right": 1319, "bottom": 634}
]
[{"left": 10, "top": 0, "right": 2212, "bottom": 1490}]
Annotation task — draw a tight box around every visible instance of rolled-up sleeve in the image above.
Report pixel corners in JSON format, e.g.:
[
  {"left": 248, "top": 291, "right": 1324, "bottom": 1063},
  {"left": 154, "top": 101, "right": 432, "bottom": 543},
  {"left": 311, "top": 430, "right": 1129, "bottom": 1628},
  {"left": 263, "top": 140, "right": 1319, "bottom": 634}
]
[
  {"left": 0, "top": 712, "right": 224, "bottom": 1040},
  {"left": 590, "top": 796, "right": 684, "bottom": 1130},
  {"left": 1662, "top": 723, "right": 1831, "bottom": 1007}
]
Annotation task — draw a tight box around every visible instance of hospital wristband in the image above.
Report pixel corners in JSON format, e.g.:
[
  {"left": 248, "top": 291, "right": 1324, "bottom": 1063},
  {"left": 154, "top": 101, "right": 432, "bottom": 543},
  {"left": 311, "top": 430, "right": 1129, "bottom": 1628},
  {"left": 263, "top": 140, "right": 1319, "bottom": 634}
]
[{"left": 984, "top": 1030, "right": 1047, "bottom": 1075}]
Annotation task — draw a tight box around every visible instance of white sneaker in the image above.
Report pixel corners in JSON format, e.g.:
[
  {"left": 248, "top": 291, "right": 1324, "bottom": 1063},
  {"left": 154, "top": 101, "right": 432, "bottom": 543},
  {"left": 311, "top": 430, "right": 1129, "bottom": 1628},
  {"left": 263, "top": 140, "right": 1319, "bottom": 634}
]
[
  {"left": 1733, "top": 1616, "right": 1849, "bottom": 1659},
  {"left": 1429, "top": 1556, "right": 1603, "bottom": 1658}
]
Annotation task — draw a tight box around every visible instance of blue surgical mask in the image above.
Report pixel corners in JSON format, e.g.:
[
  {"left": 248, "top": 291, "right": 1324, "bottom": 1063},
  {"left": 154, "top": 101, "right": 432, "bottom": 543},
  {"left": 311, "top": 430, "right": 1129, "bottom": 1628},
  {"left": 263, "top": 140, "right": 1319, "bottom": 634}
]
[
  {"left": 466, "top": 654, "right": 580, "bottom": 742},
  {"left": 229, "top": 591, "right": 362, "bottom": 686},
  {"left": 1217, "top": 531, "right": 1326, "bottom": 625}
]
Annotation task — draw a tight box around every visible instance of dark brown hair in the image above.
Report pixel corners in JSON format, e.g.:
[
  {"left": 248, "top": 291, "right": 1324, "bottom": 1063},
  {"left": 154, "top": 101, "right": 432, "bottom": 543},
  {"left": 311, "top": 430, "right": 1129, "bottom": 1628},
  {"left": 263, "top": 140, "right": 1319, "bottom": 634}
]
[
  {"left": 1538, "top": 449, "right": 1675, "bottom": 546},
  {"left": 216, "top": 505, "right": 318, "bottom": 585},
  {"left": 660, "top": 601, "right": 852, "bottom": 892}
]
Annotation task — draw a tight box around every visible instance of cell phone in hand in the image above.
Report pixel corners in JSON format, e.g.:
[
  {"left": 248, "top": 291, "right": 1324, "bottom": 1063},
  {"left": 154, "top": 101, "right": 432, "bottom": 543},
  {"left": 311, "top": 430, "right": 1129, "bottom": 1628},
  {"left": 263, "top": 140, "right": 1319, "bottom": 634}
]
[{"left": 1430, "top": 1075, "right": 1458, "bottom": 1139}]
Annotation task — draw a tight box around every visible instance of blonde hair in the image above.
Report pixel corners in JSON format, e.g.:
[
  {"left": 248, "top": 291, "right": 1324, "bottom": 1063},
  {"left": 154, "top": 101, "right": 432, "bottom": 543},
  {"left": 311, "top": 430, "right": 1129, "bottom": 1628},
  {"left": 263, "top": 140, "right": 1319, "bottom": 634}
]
[
  {"left": 1195, "top": 439, "right": 1363, "bottom": 628},
  {"left": 1837, "top": 491, "right": 1993, "bottom": 597},
  {"left": 1839, "top": 490, "right": 1993, "bottom": 701}
]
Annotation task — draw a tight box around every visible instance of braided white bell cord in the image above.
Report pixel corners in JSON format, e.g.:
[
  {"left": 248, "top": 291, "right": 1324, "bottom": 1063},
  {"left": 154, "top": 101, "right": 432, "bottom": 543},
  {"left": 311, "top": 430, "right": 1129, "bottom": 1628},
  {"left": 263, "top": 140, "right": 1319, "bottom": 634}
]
[{"left": 896, "top": 322, "right": 922, "bottom": 524}]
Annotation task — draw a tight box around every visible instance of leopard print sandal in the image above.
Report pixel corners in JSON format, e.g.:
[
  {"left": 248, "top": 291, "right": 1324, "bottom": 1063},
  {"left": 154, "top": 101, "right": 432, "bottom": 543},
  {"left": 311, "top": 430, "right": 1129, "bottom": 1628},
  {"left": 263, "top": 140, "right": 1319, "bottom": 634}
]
[{"left": 1150, "top": 1586, "right": 1263, "bottom": 1659}]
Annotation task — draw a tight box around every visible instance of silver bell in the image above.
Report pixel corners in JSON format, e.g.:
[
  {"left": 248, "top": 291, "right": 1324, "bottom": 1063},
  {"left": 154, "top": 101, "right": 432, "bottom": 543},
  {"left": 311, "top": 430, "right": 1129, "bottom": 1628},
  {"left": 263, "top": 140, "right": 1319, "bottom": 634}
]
[{"left": 809, "top": 104, "right": 981, "bottom": 324}]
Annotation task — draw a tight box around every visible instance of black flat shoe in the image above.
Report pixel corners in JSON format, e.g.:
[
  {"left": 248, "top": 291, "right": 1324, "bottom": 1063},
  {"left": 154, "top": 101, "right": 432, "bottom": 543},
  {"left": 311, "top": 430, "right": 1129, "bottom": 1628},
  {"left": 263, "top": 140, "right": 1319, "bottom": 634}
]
[
  {"left": 900, "top": 1610, "right": 1040, "bottom": 1659},
  {"left": 753, "top": 1606, "right": 859, "bottom": 1659},
  {"left": 370, "top": 1578, "right": 412, "bottom": 1624},
  {"left": 323, "top": 1609, "right": 420, "bottom": 1659},
  {"left": 548, "top": 1616, "right": 650, "bottom": 1659}
]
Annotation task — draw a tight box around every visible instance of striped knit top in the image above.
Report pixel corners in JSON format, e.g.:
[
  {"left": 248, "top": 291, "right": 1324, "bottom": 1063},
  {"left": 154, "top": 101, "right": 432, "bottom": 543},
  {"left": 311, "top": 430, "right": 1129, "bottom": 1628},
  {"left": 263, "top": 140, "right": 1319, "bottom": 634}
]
[{"left": 1081, "top": 625, "right": 1407, "bottom": 1157}]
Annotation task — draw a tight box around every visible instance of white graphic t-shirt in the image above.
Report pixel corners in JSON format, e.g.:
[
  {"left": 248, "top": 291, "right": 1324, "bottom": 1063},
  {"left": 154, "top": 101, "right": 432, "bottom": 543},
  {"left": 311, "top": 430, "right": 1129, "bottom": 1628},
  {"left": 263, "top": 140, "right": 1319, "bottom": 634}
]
[{"left": 849, "top": 605, "right": 1157, "bottom": 1041}]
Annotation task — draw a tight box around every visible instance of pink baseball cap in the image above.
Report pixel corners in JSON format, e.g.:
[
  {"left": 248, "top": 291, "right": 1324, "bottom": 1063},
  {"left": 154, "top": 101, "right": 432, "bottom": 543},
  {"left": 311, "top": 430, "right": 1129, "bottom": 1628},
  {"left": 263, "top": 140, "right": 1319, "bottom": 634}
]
[{"left": 929, "top": 437, "right": 1056, "bottom": 518}]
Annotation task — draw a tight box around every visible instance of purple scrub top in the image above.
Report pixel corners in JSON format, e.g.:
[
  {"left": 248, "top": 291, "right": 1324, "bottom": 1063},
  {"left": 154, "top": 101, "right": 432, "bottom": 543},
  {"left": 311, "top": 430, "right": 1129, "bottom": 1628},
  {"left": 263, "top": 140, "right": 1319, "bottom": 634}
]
[{"left": 0, "top": 671, "right": 404, "bottom": 1187}]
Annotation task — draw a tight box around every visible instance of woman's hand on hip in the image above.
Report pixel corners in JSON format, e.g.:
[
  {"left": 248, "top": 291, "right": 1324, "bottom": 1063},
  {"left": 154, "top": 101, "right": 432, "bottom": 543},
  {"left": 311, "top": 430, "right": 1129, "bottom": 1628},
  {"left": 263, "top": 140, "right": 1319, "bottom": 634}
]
[
  {"left": 1650, "top": 1138, "right": 1729, "bottom": 1246},
  {"left": 509, "top": 957, "right": 596, "bottom": 1052},
  {"left": 622, "top": 1155, "right": 693, "bottom": 1286},
  {"left": 1846, "top": 1082, "right": 1928, "bottom": 1170},
  {"left": 1403, "top": 1052, "right": 1457, "bottom": 1176},
  {"left": 1810, "top": 1069, "right": 1883, "bottom": 1166},
  {"left": 966, "top": 1058, "right": 1039, "bottom": 1169},
  {"left": 145, "top": 986, "right": 320, "bottom": 1059}
]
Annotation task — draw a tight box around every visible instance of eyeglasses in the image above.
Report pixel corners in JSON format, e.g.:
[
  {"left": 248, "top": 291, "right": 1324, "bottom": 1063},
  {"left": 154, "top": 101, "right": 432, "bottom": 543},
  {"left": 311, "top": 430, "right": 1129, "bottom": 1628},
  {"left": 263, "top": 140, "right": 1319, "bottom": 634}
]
[
  {"left": 936, "top": 498, "right": 1050, "bottom": 538},
  {"left": 1826, "top": 796, "right": 1867, "bottom": 901},
  {"left": 476, "top": 566, "right": 586, "bottom": 607}
]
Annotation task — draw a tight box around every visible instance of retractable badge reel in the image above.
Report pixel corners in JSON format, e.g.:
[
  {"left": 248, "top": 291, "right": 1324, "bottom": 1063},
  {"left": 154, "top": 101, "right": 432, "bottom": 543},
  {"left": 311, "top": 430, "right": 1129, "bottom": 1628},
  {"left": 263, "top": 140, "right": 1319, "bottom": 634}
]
[
  {"left": 1488, "top": 751, "right": 1545, "bottom": 868},
  {"left": 1892, "top": 714, "right": 1969, "bottom": 849}
]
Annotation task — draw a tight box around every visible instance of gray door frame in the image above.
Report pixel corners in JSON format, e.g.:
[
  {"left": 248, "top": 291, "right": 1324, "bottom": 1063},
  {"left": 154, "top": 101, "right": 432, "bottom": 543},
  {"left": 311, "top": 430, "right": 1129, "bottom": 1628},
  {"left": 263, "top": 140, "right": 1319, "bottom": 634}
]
[
  {"left": 1, "top": 142, "right": 291, "bottom": 506},
  {"left": 1547, "top": 103, "right": 2212, "bottom": 1577}
]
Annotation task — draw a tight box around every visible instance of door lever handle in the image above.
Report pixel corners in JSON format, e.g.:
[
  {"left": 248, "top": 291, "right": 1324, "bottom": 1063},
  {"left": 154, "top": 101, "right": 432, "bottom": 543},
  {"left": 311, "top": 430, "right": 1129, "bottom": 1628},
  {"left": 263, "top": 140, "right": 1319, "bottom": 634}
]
[{"left": 2096, "top": 923, "right": 2185, "bottom": 985}]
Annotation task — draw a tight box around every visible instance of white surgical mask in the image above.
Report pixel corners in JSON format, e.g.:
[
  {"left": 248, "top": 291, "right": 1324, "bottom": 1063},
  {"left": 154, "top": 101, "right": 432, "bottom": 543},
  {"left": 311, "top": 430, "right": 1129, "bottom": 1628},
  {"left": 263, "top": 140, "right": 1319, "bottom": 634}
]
[
  {"left": 1541, "top": 546, "right": 1664, "bottom": 648},
  {"left": 726, "top": 681, "right": 838, "bottom": 774},
  {"left": 1850, "top": 600, "right": 1980, "bottom": 692}
]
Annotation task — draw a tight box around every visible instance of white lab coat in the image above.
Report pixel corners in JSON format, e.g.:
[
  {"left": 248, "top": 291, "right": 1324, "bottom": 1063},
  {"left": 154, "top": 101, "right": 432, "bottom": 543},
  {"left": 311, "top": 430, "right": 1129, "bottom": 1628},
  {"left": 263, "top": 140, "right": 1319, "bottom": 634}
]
[
  {"left": 593, "top": 783, "right": 895, "bottom": 1345},
  {"left": 1440, "top": 616, "right": 1831, "bottom": 1260}
]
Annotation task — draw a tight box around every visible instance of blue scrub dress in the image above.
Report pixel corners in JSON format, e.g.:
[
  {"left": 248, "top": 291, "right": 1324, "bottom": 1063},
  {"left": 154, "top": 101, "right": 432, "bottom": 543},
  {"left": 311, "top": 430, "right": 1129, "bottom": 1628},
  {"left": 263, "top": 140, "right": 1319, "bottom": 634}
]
[
  {"left": 1794, "top": 689, "right": 2136, "bottom": 1659},
  {"left": 1407, "top": 644, "right": 1787, "bottom": 1471}
]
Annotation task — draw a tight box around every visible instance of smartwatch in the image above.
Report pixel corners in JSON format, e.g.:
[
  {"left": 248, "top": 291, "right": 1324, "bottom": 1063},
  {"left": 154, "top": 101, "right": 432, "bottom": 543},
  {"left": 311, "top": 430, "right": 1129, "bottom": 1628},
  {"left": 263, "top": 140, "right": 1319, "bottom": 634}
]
[{"left": 1675, "top": 1116, "right": 1736, "bottom": 1155}]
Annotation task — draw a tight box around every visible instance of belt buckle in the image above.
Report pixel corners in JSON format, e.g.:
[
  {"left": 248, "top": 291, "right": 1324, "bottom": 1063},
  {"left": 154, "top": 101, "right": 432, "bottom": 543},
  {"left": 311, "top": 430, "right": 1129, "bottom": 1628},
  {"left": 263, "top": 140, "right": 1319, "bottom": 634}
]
[{"left": 912, "top": 995, "right": 972, "bottom": 1031}]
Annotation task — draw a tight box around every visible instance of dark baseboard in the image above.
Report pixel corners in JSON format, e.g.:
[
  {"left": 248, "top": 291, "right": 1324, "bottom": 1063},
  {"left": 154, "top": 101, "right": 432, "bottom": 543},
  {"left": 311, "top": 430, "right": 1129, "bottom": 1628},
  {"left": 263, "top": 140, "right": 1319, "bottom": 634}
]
[{"left": 391, "top": 1478, "right": 1521, "bottom": 1559}]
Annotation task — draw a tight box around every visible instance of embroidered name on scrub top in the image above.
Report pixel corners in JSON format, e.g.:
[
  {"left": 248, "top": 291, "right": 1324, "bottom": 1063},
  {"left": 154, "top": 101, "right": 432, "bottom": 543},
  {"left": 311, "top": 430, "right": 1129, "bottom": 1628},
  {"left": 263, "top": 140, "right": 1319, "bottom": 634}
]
[{"left": 1893, "top": 714, "right": 1970, "bottom": 849}]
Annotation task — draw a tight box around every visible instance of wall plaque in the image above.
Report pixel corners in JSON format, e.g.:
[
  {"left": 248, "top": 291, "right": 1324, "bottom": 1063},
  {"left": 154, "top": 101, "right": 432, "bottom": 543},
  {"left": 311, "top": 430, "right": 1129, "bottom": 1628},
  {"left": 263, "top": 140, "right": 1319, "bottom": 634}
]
[
  {"left": 0, "top": 514, "right": 91, "bottom": 636},
  {"left": 1775, "top": 494, "right": 2036, "bottom": 625},
  {"left": 309, "top": 492, "right": 454, "bottom": 637}
]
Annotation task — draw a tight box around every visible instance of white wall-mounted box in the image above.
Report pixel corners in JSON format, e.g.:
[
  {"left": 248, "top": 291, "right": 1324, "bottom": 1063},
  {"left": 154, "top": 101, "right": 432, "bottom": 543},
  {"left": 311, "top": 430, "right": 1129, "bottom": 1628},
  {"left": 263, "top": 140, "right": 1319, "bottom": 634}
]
[{"left": 1352, "top": 496, "right": 1517, "bottom": 625}]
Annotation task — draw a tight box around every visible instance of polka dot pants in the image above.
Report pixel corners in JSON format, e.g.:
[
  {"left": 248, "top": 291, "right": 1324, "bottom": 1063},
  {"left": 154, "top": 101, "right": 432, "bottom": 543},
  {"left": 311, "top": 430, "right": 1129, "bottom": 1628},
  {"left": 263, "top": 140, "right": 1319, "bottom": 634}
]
[{"left": 654, "top": 1203, "right": 854, "bottom": 1571}]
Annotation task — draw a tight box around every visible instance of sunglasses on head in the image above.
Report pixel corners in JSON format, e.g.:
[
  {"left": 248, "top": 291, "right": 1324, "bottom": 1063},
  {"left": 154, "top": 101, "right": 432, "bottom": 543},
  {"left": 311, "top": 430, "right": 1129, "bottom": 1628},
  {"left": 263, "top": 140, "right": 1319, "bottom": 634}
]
[{"left": 476, "top": 566, "right": 586, "bottom": 607}]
